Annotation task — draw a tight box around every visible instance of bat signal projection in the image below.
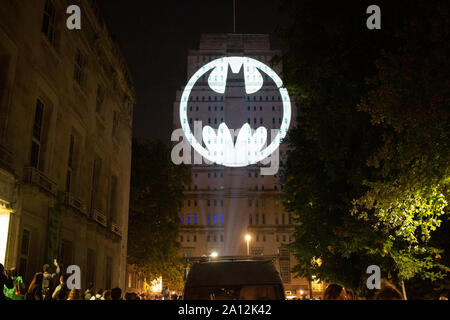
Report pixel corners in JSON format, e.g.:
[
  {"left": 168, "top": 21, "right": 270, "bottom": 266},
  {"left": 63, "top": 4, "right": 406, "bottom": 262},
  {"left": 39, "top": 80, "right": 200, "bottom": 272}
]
[{"left": 178, "top": 56, "right": 292, "bottom": 168}]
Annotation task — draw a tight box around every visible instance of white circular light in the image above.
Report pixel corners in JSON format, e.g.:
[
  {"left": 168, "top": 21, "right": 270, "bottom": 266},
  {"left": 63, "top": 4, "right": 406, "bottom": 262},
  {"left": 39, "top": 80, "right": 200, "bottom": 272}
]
[{"left": 180, "top": 56, "right": 292, "bottom": 167}]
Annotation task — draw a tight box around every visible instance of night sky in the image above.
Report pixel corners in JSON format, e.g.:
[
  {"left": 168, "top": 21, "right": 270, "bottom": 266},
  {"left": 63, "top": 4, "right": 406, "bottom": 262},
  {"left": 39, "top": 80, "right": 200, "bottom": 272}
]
[{"left": 97, "top": 0, "right": 284, "bottom": 142}]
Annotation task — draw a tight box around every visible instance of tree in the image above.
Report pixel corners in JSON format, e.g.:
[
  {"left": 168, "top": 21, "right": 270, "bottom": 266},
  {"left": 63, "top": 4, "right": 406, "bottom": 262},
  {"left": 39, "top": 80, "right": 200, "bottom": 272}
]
[
  {"left": 354, "top": 0, "right": 449, "bottom": 293},
  {"left": 128, "top": 139, "right": 191, "bottom": 290},
  {"left": 278, "top": 0, "right": 449, "bottom": 297}
]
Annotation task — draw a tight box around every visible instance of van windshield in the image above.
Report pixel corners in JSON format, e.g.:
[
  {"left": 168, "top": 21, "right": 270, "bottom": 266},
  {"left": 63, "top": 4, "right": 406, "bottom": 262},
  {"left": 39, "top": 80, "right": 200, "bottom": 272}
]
[{"left": 184, "top": 284, "right": 282, "bottom": 300}]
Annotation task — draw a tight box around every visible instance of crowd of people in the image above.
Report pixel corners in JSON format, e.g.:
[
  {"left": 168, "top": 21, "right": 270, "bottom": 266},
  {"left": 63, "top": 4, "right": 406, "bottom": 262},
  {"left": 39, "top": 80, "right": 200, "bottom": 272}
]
[
  {"left": 321, "top": 280, "right": 448, "bottom": 300},
  {"left": 0, "top": 262, "right": 154, "bottom": 301},
  {"left": 4, "top": 261, "right": 447, "bottom": 301}
]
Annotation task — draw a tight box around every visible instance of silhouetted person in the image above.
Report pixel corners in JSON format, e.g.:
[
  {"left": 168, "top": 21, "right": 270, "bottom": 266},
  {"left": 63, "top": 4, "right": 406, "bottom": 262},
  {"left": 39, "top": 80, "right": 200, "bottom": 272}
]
[
  {"left": 0, "top": 263, "right": 13, "bottom": 300},
  {"left": 373, "top": 280, "right": 403, "bottom": 300},
  {"left": 52, "top": 273, "right": 70, "bottom": 300},
  {"left": 25, "top": 273, "right": 44, "bottom": 300},
  {"left": 323, "top": 284, "right": 348, "bottom": 300},
  {"left": 111, "top": 287, "right": 122, "bottom": 300},
  {"left": 42, "top": 260, "right": 60, "bottom": 300}
]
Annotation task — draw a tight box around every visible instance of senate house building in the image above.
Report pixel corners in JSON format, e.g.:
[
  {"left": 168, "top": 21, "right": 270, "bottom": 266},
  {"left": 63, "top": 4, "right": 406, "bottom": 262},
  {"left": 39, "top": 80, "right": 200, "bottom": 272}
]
[{"left": 172, "top": 33, "right": 323, "bottom": 298}]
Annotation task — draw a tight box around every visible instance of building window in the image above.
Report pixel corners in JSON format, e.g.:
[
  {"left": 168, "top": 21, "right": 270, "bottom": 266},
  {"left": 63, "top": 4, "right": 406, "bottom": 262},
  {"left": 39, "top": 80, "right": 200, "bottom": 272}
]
[
  {"left": 180, "top": 235, "right": 183, "bottom": 242},
  {"left": 207, "top": 214, "right": 211, "bottom": 225},
  {"left": 213, "top": 214, "right": 217, "bottom": 225},
  {"left": 255, "top": 214, "right": 259, "bottom": 225},
  {"left": 109, "top": 175, "right": 118, "bottom": 223},
  {"left": 86, "top": 248, "right": 95, "bottom": 288},
  {"left": 207, "top": 234, "right": 210, "bottom": 242},
  {"left": 112, "top": 111, "right": 120, "bottom": 138},
  {"left": 19, "top": 229, "right": 31, "bottom": 280},
  {"left": 220, "top": 214, "right": 224, "bottom": 225},
  {"left": 96, "top": 85, "right": 104, "bottom": 114},
  {"left": 65, "top": 135, "right": 75, "bottom": 192},
  {"left": 59, "top": 240, "right": 73, "bottom": 270},
  {"left": 282, "top": 213, "right": 286, "bottom": 225},
  {"left": 193, "top": 235, "right": 197, "bottom": 242},
  {"left": 280, "top": 259, "right": 291, "bottom": 283},
  {"left": 180, "top": 215, "right": 184, "bottom": 224},
  {"left": 91, "top": 156, "right": 102, "bottom": 211},
  {"left": 214, "top": 234, "right": 217, "bottom": 242},
  {"left": 262, "top": 214, "right": 265, "bottom": 225},
  {"left": 187, "top": 214, "right": 191, "bottom": 225},
  {"left": 41, "top": 0, "right": 56, "bottom": 44},
  {"left": 220, "top": 234, "right": 224, "bottom": 242},
  {"left": 30, "top": 100, "right": 45, "bottom": 169},
  {"left": 74, "top": 49, "right": 85, "bottom": 86},
  {"left": 249, "top": 214, "right": 252, "bottom": 225},
  {"left": 194, "top": 214, "right": 198, "bottom": 225},
  {"left": 207, "top": 200, "right": 211, "bottom": 207}
]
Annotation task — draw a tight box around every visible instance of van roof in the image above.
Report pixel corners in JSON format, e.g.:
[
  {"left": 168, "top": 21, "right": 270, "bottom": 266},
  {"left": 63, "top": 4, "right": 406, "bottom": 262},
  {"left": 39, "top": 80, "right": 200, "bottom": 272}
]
[{"left": 185, "top": 260, "right": 282, "bottom": 287}]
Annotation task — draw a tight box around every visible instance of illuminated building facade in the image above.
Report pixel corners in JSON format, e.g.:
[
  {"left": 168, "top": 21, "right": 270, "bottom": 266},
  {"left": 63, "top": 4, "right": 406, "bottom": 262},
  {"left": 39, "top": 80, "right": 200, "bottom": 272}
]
[
  {"left": 173, "top": 34, "right": 319, "bottom": 296},
  {"left": 0, "top": 0, "right": 134, "bottom": 290}
]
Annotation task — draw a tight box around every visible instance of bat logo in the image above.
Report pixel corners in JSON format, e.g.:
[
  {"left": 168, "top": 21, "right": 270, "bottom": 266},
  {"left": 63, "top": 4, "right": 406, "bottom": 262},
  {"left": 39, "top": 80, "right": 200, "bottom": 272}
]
[{"left": 179, "top": 56, "right": 291, "bottom": 167}]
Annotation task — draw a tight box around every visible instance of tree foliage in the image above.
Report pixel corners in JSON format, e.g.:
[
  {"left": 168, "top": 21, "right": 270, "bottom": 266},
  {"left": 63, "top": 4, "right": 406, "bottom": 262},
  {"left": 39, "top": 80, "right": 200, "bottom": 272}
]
[
  {"left": 278, "top": 0, "right": 449, "bottom": 297},
  {"left": 128, "top": 139, "right": 191, "bottom": 289},
  {"left": 353, "top": 1, "right": 449, "bottom": 283}
]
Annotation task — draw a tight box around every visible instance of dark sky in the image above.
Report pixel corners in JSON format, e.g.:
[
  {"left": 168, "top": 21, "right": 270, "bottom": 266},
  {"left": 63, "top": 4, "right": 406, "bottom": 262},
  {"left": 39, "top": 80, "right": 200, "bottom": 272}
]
[{"left": 97, "top": 0, "right": 283, "bottom": 142}]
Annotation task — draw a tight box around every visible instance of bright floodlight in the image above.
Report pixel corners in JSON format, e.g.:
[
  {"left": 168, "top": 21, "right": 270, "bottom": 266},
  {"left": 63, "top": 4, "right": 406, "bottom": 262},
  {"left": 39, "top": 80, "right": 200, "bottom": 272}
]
[
  {"left": 210, "top": 251, "right": 218, "bottom": 258},
  {"left": 245, "top": 234, "right": 251, "bottom": 241}
]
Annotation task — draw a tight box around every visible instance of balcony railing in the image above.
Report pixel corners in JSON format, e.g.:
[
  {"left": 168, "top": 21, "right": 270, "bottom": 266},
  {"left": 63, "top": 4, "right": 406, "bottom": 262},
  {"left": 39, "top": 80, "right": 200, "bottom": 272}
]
[
  {"left": 0, "top": 144, "right": 13, "bottom": 172},
  {"left": 24, "top": 167, "right": 57, "bottom": 196},
  {"left": 64, "top": 192, "right": 88, "bottom": 216},
  {"left": 91, "top": 208, "right": 107, "bottom": 227},
  {"left": 110, "top": 222, "right": 122, "bottom": 237}
]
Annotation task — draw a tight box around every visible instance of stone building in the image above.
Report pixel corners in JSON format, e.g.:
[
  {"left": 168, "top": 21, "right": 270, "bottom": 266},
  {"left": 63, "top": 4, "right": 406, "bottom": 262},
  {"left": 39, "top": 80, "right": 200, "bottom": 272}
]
[
  {"left": 0, "top": 0, "right": 135, "bottom": 291},
  {"left": 173, "top": 34, "right": 323, "bottom": 298}
]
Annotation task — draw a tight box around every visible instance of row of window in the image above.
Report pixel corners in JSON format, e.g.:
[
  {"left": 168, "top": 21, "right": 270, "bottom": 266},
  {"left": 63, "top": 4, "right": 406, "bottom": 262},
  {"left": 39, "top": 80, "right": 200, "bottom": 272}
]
[
  {"left": 187, "top": 106, "right": 283, "bottom": 112},
  {"left": 249, "top": 213, "right": 292, "bottom": 225},
  {"left": 248, "top": 171, "right": 282, "bottom": 178},
  {"left": 195, "top": 55, "right": 271, "bottom": 63},
  {"left": 247, "top": 106, "right": 283, "bottom": 112},
  {"left": 179, "top": 233, "right": 293, "bottom": 243},
  {"left": 186, "top": 184, "right": 283, "bottom": 191},
  {"left": 186, "top": 96, "right": 282, "bottom": 102},
  {"left": 245, "top": 118, "right": 284, "bottom": 125},
  {"left": 180, "top": 213, "right": 224, "bottom": 225},
  {"left": 179, "top": 233, "right": 225, "bottom": 243},
  {"left": 185, "top": 199, "right": 224, "bottom": 207},
  {"left": 250, "top": 234, "right": 293, "bottom": 242},
  {"left": 183, "top": 199, "right": 287, "bottom": 208},
  {"left": 189, "top": 106, "right": 224, "bottom": 111}
]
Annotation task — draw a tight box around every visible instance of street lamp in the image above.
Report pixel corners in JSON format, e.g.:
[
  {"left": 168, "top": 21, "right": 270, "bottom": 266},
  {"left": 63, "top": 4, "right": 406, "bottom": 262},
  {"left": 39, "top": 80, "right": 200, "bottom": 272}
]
[
  {"left": 210, "top": 251, "right": 218, "bottom": 258},
  {"left": 245, "top": 234, "right": 251, "bottom": 256}
]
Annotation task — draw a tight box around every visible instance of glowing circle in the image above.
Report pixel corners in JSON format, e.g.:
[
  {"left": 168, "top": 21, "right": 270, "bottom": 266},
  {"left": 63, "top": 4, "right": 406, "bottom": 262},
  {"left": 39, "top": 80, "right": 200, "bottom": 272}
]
[{"left": 179, "top": 56, "right": 291, "bottom": 167}]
